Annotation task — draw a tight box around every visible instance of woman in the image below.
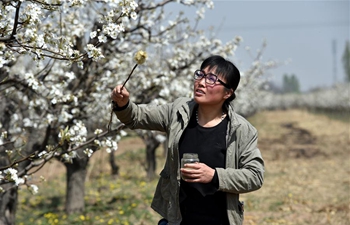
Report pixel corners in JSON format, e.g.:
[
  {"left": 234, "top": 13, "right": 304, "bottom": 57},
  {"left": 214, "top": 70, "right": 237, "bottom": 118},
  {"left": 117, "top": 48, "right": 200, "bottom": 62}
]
[{"left": 111, "top": 55, "right": 264, "bottom": 225}]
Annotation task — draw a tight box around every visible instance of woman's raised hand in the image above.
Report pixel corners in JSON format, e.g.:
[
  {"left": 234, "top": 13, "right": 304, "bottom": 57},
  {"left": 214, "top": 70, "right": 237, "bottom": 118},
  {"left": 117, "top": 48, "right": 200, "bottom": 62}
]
[{"left": 111, "top": 85, "right": 130, "bottom": 108}]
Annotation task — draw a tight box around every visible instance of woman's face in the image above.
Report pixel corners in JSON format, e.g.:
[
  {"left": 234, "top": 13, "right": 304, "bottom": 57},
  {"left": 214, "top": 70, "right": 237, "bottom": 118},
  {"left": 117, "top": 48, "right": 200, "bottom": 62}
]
[{"left": 193, "top": 67, "right": 232, "bottom": 106}]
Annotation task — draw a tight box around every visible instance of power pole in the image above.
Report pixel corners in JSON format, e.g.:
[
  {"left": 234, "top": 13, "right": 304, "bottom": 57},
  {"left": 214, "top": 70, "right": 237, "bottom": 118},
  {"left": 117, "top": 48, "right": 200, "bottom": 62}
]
[{"left": 332, "top": 39, "right": 337, "bottom": 85}]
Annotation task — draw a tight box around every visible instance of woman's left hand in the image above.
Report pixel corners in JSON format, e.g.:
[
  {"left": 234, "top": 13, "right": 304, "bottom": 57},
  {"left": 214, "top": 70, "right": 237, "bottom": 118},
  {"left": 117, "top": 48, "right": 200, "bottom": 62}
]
[{"left": 180, "top": 163, "right": 215, "bottom": 183}]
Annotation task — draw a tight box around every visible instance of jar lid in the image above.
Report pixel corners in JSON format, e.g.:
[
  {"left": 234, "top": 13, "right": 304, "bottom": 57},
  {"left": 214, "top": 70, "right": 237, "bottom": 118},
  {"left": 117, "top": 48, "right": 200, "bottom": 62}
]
[{"left": 182, "top": 153, "right": 199, "bottom": 159}]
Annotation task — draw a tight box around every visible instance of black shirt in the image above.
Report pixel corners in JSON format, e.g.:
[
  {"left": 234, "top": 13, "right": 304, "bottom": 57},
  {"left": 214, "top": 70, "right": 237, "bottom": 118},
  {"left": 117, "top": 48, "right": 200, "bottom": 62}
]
[{"left": 179, "top": 111, "right": 229, "bottom": 225}]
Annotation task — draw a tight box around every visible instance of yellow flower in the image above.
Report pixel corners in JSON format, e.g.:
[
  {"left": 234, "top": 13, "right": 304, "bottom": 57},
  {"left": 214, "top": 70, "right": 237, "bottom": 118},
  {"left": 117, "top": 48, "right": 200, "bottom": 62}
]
[{"left": 134, "top": 50, "right": 147, "bottom": 64}]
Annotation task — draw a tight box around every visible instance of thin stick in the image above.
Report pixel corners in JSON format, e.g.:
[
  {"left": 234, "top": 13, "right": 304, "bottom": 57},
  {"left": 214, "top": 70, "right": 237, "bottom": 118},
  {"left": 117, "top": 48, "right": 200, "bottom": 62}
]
[
  {"left": 108, "top": 63, "right": 138, "bottom": 132},
  {"left": 107, "top": 110, "right": 113, "bottom": 132},
  {"left": 120, "top": 64, "right": 138, "bottom": 91}
]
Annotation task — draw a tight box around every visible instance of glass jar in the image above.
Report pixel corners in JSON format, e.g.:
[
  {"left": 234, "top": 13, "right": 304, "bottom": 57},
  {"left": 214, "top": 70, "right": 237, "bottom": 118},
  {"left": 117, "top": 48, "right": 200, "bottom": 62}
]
[{"left": 181, "top": 153, "right": 199, "bottom": 180}]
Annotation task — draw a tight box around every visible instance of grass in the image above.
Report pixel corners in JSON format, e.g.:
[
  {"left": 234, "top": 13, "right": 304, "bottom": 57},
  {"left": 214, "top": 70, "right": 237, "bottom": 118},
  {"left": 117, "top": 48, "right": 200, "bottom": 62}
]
[
  {"left": 17, "top": 136, "right": 163, "bottom": 225},
  {"left": 16, "top": 110, "right": 350, "bottom": 225}
]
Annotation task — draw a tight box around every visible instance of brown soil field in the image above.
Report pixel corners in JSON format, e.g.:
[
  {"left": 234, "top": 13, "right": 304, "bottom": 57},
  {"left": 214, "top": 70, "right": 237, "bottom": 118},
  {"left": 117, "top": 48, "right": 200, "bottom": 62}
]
[{"left": 243, "top": 110, "right": 350, "bottom": 225}]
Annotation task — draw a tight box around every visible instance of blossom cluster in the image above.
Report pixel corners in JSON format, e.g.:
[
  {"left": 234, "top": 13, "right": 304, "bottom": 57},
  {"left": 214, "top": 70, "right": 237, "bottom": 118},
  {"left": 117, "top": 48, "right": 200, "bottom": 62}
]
[
  {"left": 0, "top": 168, "right": 24, "bottom": 186},
  {"left": 0, "top": 0, "right": 141, "bottom": 65}
]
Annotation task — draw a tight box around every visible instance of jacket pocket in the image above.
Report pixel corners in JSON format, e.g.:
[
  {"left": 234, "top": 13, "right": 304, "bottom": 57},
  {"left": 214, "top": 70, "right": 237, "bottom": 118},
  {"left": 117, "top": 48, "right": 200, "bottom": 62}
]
[
  {"left": 238, "top": 201, "right": 244, "bottom": 214},
  {"left": 151, "top": 169, "right": 172, "bottom": 218},
  {"left": 227, "top": 194, "right": 244, "bottom": 225}
]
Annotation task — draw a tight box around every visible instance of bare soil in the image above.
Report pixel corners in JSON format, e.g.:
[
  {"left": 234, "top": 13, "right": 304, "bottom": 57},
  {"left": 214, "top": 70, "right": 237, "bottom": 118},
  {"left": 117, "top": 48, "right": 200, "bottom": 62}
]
[{"left": 243, "top": 110, "right": 350, "bottom": 225}]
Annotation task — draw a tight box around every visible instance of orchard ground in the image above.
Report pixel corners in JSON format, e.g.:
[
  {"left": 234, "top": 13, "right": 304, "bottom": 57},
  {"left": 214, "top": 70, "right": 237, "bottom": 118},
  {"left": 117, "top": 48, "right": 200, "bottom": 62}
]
[{"left": 17, "top": 109, "right": 349, "bottom": 225}]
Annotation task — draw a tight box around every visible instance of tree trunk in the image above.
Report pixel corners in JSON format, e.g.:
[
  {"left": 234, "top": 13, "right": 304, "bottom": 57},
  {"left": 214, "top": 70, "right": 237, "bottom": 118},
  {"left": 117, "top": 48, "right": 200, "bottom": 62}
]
[
  {"left": 143, "top": 132, "right": 160, "bottom": 180},
  {"left": 64, "top": 150, "right": 89, "bottom": 214},
  {"left": 0, "top": 184, "right": 17, "bottom": 225},
  {"left": 0, "top": 128, "right": 48, "bottom": 225},
  {"left": 0, "top": 97, "right": 17, "bottom": 225},
  {"left": 0, "top": 152, "right": 17, "bottom": 225},
  {"left": 109, "top": 150, "right": 119, "bottom": 176}
]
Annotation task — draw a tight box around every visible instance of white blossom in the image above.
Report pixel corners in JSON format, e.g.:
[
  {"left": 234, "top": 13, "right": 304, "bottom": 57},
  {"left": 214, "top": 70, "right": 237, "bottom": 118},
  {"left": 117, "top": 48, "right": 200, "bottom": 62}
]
[
  {"left": 98, "top": 35, "right": 107, "bottom": 43},
  {"left": 67, "top": 121, "right": 87, "bottom": 145},
  {"left": 103, "top": 23, "right": 125, "bottom": 39},
  {"left": 130, "top": 12, "right": 137, "bottom": 20},
  {"left": 120, "top": 130, "right": 127, "bottom": 137},
  {"left": 65, "top": 71, "right": 76, "bottom": 81},
  {"left": 38, "top": 151, "right": 48, "bottom": 158},
  {"left": 94, "top": 140, "right": 101, "bottom": 146},
  {"left": 3, "top": 168, "right": 25, "bottom": 186},
  {"left": 90, "top": 31, "right": 97, "bottom": 39},
  {"left": 103, "top": 137, "right": 118, "bottom": 153},
  {"left": 1, "top": 131, "right": 7, "bottom": 139},
  {"left": 85, "top": 44, "right": 105, "bottom": 61},
  {"left": 62, "top": 151, "right": 77, "bottom": 163},
  {"left": 22, "top": 3, "right": 42, "bottom": 23},
  {"left": 83, "top": 148, "right": 93, "bottom": 157},
  {"left": 130, "top": 1, "right": 138, "bottom": 10},
  {"left": 94, "top": 129, "right": 103, "bottom": 135},
  {"left": 28, "top": 184, "right": 39, "bottom": 195}
]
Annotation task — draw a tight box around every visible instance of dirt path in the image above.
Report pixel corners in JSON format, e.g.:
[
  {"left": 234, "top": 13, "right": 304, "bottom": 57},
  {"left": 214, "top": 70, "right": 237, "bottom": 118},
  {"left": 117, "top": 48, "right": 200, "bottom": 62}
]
[{"left": 244, "top": 110, "right": 350, "bottom": 225}]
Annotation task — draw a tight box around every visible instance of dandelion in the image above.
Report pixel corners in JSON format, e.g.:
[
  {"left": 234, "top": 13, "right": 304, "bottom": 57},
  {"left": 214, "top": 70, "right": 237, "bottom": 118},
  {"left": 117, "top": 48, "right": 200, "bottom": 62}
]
[
  {"left": 120, "top": 50, "right": 147, "bottom": 90},
  {"left": 134, "top": 50, "right": 147, "bottom": 65},
  {"left": 107, "top": 50, "right": 147, "bottom": 131}
]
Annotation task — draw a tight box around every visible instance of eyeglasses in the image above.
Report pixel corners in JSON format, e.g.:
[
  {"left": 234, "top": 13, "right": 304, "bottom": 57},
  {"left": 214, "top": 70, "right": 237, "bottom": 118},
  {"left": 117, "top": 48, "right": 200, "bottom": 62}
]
[{"left": 194, "top": 70, "right": 231, "bottom": 89}]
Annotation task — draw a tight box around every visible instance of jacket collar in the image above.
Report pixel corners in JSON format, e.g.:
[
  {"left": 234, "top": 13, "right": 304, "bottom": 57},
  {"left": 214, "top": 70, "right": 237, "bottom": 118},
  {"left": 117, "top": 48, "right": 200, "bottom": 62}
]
[
  {"left": 178, "top": 98, "right": 241, "bottom": 133},
  {"left": 177, "top": 99, "right": 196, "bottom": 127},
  {"left": 227, "top": 102, "right": 241, "bottom": 133}
]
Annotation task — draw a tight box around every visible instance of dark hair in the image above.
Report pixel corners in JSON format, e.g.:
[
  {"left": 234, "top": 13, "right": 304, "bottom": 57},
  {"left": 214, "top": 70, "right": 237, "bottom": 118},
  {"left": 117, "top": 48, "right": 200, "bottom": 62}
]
[{"left": 200, "top": 55, "right": 240, "bottom": 102}]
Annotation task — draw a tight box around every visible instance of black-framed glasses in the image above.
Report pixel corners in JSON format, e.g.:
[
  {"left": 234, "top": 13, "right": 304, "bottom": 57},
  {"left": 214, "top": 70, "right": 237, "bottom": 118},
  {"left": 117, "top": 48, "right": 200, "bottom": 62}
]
[{"left": 194, "top": 70, "right": 231, "bottom": 89}]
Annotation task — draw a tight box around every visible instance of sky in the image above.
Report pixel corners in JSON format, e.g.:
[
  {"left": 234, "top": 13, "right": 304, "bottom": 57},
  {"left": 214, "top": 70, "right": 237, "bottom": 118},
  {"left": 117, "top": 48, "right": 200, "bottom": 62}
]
[{"left": 178, "top": 0, "right": 349, "bottom": 91}]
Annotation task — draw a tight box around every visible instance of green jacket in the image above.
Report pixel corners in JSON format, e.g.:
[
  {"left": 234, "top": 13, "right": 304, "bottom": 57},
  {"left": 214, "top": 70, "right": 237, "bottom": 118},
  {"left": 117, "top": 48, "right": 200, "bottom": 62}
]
[{"left": 115, "top": 97, "right": 264, "bottom": 225}]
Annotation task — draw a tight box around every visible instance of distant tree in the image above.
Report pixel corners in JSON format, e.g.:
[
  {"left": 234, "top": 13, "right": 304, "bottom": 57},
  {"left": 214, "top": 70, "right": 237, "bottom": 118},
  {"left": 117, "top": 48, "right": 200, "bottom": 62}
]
[
  {"left": 265, "top": 81, "right": 283, "bottom": 94},
  {"left": 342, "top": 41, "right": 350, "bottom": 82},
  {"left": 282, "top": 73, "right": 300, "bottom": 93}
]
